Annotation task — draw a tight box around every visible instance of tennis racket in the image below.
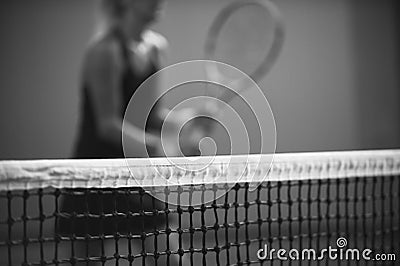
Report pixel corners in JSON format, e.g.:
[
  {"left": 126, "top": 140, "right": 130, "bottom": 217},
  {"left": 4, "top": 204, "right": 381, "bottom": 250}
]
[
  {"left": 204, "top": 0, "right": 285, "bottom": 103},
  {"left": 176, "top": 0, "right": 284, "bottom": 157},
  {"left": 155, "top": 0, "right": 285, "bottom": 158}
]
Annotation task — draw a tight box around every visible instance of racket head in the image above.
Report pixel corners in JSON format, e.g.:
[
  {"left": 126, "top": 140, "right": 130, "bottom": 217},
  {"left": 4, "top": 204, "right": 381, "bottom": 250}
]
[{"left": 204, "top": 0, "right": 285, "bottom": 99}]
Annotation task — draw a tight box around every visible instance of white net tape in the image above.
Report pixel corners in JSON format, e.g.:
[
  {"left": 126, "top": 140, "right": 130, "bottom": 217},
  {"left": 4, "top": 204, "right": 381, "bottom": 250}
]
[{"left": 0, "top": 150, "right": 400, "bottom": 191}]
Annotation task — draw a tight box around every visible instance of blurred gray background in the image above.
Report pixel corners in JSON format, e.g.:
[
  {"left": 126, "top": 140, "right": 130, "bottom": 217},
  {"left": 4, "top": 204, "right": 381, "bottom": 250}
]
[{"left": 0, "top": 0, "right": 399, "bottom": 159}]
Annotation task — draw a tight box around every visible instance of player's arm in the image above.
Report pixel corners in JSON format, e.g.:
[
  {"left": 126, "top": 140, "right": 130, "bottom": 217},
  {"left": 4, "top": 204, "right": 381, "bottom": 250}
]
[
  {"left": 143, "top": 31, "right": 172, "bottom": 126},
  {"left": 145, "top": 31, "right": 195, "bottom": 125}
]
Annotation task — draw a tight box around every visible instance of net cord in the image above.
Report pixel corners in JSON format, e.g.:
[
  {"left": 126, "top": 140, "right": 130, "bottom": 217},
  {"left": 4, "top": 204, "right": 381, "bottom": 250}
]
[{"left": 0, "top": 150, "right": 400, "bottom": 191}]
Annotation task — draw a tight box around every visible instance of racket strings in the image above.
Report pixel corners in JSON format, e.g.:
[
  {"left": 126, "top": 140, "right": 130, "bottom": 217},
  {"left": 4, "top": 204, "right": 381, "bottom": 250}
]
[{"left": 204, "top": 0, "right": 285, "bottom": 104}]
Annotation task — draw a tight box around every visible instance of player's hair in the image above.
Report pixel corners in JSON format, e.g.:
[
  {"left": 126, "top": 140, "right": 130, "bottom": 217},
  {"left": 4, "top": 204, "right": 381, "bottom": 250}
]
[
  {"left": 102, "top": 0, "right": 128, "bottom": 18},
  {"left": 94, "top": 0, "right": 130, "bottom": 36}
]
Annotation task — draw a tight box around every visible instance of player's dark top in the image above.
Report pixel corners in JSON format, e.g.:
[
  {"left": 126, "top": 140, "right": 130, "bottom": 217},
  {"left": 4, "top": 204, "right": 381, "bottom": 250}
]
[{"left": 74, "top": 29, "right": 160, "bottom": 159}]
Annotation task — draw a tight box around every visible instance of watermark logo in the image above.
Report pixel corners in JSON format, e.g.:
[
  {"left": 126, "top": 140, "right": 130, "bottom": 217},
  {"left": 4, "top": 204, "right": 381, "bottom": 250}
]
[
  {"left": 122, "top": 60, "right": 276, "bottom": 206},
  {"left": 336, "top": 237, "right": 347, "bottom": 248},
  {"left": 257, "top": 237, "right": 396, "bottom": 262}
]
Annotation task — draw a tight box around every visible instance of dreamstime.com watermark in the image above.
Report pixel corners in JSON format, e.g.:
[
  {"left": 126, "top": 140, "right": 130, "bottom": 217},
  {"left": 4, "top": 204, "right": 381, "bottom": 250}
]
[{"left": 257, "top": 237, "right": 397, "bottom": 262}]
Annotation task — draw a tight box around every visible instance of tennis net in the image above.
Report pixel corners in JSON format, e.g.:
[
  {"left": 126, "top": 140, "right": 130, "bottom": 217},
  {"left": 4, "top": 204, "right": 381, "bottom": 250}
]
[{"left": 0, "top": 150, "right": 399, "bottom": 265}]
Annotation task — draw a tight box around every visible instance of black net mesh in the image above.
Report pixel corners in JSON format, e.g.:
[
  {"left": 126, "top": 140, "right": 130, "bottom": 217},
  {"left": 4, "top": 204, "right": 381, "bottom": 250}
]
[{"left": 0, "top": 151, "right": 399, "bottom": 265}]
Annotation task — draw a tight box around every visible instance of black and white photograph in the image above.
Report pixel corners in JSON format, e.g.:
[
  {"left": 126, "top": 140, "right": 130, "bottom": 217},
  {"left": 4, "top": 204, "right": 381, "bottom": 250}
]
[{"left": 0, "top": 0, "right": 399, "bottom": 265}]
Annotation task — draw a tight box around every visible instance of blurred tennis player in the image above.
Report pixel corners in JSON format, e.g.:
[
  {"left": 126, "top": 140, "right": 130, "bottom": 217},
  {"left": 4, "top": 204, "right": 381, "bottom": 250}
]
[{"left": 75, "top": 0, "right": 173, "bottom": 158}]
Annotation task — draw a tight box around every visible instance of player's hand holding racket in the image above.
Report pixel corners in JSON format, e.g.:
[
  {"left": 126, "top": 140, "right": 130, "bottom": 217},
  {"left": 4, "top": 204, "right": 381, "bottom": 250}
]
[{"left": 153, "top": 107, "right": 203, "bottom": 157}]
